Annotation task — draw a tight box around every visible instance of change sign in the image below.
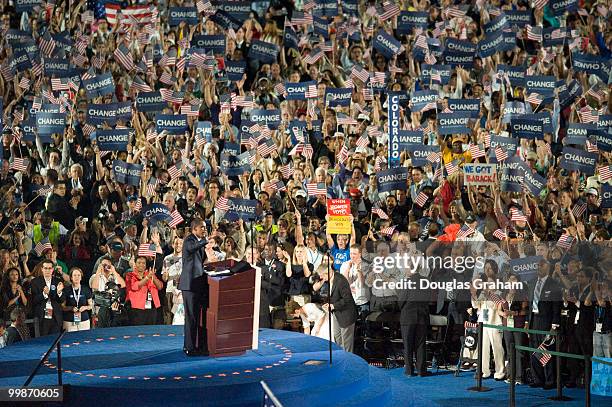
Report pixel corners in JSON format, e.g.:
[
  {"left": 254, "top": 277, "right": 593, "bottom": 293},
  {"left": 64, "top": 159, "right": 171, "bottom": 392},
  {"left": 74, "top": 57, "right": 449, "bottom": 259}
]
[
  {"left": 377, "top": 167, "right": 409, "bottom": 192},
  {"left": 463, "top": 163, "right": 497, "bottom": 186}
]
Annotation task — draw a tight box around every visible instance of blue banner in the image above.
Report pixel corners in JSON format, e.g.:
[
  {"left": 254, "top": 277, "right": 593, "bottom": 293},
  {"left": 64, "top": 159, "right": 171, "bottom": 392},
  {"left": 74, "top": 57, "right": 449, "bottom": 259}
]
[
  {"left": 142, "top": 203, "right": 172, "bottom": 224},
  {"left": 226, "top": 198, "right": 259, "bottom": 220},
  {"left": 438, "top": 113, "right": 471, "bottom": 135},
  {"left": 377, "top": 167, "right": 409, "bottom": 192},
  {"left": 313, "top": 0, "right": 338, "bottom": 18},
  {"left": 421, "top": 64, "right": 452, "bottom": 85},
  {"left": 217, "top": 1, "right": 251, "bottom": 22},
  {"left": 20, "top": 118, "right": 36, "bottom": 142},
  {"left": 498, "top": 64, "right": 526, "bottom": 87},
  {"left": 511, "top": 117, "right": 544, "bottom": 139},
  {"left": 445, "top": 38, "right": 477, "bottom": 54},
  {"left": 509, "top": 256, "right": 542, "bottom": 283},
  {"left": 397, "top": 130, "right": 424, "bottom": 150},
  {"left": 442, "top": 50, "right": 474, "bottom": 68},
  {"left": 87, "top": 103, "right": 116, "bottom": 126},
  {"left": 156, "top": 114, "right": 188, "bottom": 135},
  {"left": 250, "top": 109, "right": 281, "bottom": 129},
  {"left": 410, "top": 90, "right": 438, "bottom": 112},
  {"left": 591, "top": 358, "right": 612, "bottom": 396},
  {"left": 313, "top": 16, "right": 330, "bottom": 39},
  {"left": 533, "top": 111, "right": 553, "bottom": 134},
  {"left": 288, "top": 119, "right": 322, "bottom": 143},
  {"left": 490, "top": 135, "right": 519, "bottom": 153},
  {"left": 43, "top": 58, "right": 70, "bottom": 76},
  {"left": 341, "top": 0, "right": 358, "bottom": 16},
  {"left": 285, "top": 81, "right": 317, "bottom": 100},
  {"left": 409, "top": 145, "right": 440, "bottom": 167},
  {"left": 283, "top": 25, "right": 299, "bottom": 50},
  {"left": 559, "top": 79, "right": 582, "bottom": 109},
  {"left": 210, "top": 10, "right": 241, "bottom": 30},
  {"left": 192, "top": 35, "right": 226, "bottom": 54},
  {"left": 501, "top": 30, "right": 517, "bottom": 52},
  {"left": 10, "top": 49, "right": 31, "bottom": 72},
  {"left": 36, "top": 112, "right": 66, "bottom": 136},
  {"left": 398, "top": 11, "right": 428, "bottom": 34},
  {"left": 572, "top": 53, "right": 611, "bottom": 83},
  {"left": 566, "top": 124, "right": 599, "bottom": 145},
  {"left": 15, "top": 0, "right": 42, "bottom": 13},
  {"left": 525, "top": 75, "right": 557, "bottom": 95},
  {"left": 373, "top": 29, "right": 402, "bottom": 59},
  {"left": 523, "top": 168, "right": 546, "bottom": 196},
  {"left": 505, "top": 10, "right": 531, "bottom": 27},
  {"left": 225, "top": 60, "right": 247, "bottom": 81},
  {"left": 543, "top": 27, "right": 567, "bottom": 47},
  {"left": 248, "top": 40, "right": 279, "bottom": 64},
  {"left": 115, "top": 101, "right": 132, "bottom": 122},
  {"left": 82, "top": 72, "right": 115, "bottom": 99},
  {"left": 135, "top": 91, "right": 165, "bottom": 112},
  {"left": 96, "top": 129, "right": 130, "bottom": 151},
  {"left": 388, "top": 92, "right": 401, "bottom": 167},
  {"left": 549, "top": 0, "right": 578, "bottom": 16},
  {"left": 113, "top": 160, "right": 143, "bottom": 186},
  {"left": 500, "top": 165, "right": 524, "bottom": 192},
  {"left": 448, "top": 99, "right": 480, "bottom": 118},
  {"left": 478, "top": 31, "right": 504, "bottom": 58},
  {"left": 602, "top": 184, "right": 612, "bottom": 209},
  {"left": 325, "top": 88, "right": 353, "bottom": 107},
  {"left": 195, "top": 121, "right": 212, "bottom": 144},
  {"left": 560, "top": 147, "right": 598, "bottom": 175},
  {"left": 484, "top": 13, "right": 508, "bottom": 34},
  {"left": 168, "top": 7, "right": 199, "bottom": 26},
  {"left": 221, "top": 151, "right": 253, "bottom": 176}
]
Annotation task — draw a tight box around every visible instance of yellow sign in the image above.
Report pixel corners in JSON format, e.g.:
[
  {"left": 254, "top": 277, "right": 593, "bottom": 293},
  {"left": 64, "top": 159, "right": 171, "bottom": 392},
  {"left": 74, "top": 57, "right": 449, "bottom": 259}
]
[{"left": 327, "top": 216, "right": 351, "bottom": 234}]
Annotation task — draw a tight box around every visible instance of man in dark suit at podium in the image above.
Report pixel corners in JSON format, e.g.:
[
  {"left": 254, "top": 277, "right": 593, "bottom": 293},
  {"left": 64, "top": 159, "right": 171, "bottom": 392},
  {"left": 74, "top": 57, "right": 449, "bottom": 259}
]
[{"left": 179, "top": 218, "right": 211, "bottom": 356}]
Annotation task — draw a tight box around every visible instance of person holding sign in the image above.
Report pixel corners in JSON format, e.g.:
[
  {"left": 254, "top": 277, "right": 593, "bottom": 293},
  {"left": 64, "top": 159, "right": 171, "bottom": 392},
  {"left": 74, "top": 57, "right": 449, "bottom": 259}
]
[{"left": 326, "top": 214, "right": 356, "bottom": 271}]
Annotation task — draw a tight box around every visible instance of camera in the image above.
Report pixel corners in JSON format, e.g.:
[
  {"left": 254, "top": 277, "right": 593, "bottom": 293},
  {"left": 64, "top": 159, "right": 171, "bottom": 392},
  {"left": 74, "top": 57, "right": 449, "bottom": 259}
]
[
  {"left": 98, "top": 209, "right": 109, "bottom": 219},
  {"left": 11, "top": 223, "right": 25, "bottom": 232},
  {"left": 94, "top": 281, "right": 124, "bottom": 309}
]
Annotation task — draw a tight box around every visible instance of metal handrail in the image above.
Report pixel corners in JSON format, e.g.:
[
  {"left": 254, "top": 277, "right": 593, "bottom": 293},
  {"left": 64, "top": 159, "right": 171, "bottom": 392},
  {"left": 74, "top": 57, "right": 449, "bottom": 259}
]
[
  {"left": 482, "top": 323, "right": 559, "bottom": 336},
  {"left": 23, "top": 329, "right": 66, "bottom": 387}
]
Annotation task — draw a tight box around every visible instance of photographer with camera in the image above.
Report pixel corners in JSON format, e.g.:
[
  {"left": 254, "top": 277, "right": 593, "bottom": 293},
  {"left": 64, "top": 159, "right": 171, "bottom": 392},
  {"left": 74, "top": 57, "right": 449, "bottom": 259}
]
[{"left": 91, "top": 259, "right": 126, "bottom": 328}]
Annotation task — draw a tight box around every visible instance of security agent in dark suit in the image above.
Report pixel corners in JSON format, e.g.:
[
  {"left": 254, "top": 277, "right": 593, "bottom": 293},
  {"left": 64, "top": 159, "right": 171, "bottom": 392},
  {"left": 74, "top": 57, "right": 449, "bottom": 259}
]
[
  {"left": 257, "top": 242, "right": 286, "bottom": 329},
  {"left": 397, "top": 273, "right": 431, "bottom": 376},
  {"left": 179, "top": 218, "right": 211, "bottom": 356},
  {"left": 30, "top": 259, "right": 65, "bottom": 336},
  {"left": 526, "top": 259, "right": 562, "bottom": 389}
]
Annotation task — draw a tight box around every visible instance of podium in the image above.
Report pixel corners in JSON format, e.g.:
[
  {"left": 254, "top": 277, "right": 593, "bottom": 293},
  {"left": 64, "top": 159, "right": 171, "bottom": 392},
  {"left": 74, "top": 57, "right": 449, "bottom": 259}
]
[{"left": 205, "top": 260, "right": 261, "bottom": 356}]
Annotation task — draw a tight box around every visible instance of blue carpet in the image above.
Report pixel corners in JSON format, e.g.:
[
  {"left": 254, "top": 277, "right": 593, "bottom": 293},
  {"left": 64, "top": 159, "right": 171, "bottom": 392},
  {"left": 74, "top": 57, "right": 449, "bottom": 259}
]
[{"left": 1, "top": 326, "right": 609, "bottom": 407}]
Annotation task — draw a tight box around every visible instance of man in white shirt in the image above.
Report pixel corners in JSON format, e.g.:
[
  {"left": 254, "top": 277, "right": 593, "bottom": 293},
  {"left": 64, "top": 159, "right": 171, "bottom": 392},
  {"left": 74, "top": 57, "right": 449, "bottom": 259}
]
[{"left": 340, "top": 244, "right": 370, "bottom": 316}]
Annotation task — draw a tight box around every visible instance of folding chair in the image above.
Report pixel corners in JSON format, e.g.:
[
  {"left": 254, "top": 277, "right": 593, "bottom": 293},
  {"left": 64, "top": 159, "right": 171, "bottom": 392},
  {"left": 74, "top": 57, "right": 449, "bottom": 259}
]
[{"left": 427, "top": 314, "right": 449, "bottom": 372}]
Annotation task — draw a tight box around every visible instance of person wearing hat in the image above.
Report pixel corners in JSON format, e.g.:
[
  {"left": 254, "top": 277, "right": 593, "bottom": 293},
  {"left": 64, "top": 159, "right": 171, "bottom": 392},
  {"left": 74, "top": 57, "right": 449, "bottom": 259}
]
[
  {"left": 438, "top": 133, "right": 472, "bottom": 165},
  {"left": 585, "top": 187, "right": 602, "bottom": 218}
]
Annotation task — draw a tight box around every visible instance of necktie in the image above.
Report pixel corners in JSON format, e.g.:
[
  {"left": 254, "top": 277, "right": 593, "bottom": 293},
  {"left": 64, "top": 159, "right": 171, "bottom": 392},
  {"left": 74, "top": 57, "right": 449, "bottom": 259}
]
[{"left": 532, "top": 279, "right": 543, "bottom": 312}]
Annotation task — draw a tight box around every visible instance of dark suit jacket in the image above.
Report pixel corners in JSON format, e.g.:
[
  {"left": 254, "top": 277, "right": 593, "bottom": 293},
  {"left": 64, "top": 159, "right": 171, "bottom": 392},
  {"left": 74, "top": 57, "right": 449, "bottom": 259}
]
[
  {"left": 6, "top": 326, "right": 23, "bottom": 345},
  {"left": 527, "top": 276, "right": 562, "bottom": 327},
  {"left": 330, "top": 272, "right": 358, "bottom": 328},
  {"left": 178, "top": 234, "right": 209, "bottom": 292},
  {"left": 258, "top": 259, "right": 286, "bottom": 307},
  {"left": 398, "top": 276, "right": 431, "bottom": 326},
  {"left": 30, "top": 276, "right": 65, "bottom": 327}
]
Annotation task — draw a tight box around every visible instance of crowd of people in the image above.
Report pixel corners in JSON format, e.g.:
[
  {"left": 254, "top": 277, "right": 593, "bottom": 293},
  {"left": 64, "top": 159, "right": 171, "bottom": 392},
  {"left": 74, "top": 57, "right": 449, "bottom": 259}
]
[{"left": 0, "top": 0, "right": 610, "bottom": 392}]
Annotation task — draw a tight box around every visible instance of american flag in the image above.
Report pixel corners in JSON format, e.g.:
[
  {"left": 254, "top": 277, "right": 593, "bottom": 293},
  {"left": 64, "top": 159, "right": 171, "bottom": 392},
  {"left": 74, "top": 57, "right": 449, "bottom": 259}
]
[
  {"left": 274, "top": 82, "right": 286, "bottom": 96},
  {"left": 551, "top": 28, "right": 566, "bottom": 40},
  {"left": 510, "top": 208, "right": 528, "bottom": 223},
  {"left": 180, "top": 104, "right": 200, "bottom": 117},
  {"left": 356, "top": 134, "right": 369, "bottom": 148},
  {"left": 51, "top": 77, "right": 70, "bottom": 91},
  {"left": 160, "top": 89, "right": 183, "bottom": 104},
  {"left": 362, "top": 87, "right": 373, "bottom": 101},
  {"left": 268, "top": 180, "right": 287, "bottom": 192},
  {"left": 600, "top": 165, "right": 612, "bottom": 182},
  {"left": 445, "top": 160, "right": 459, "bottom": 176},
  {"left": 445, "top": 6, "right": 468, "bottom": 18},
  {"left": 495, "top": 147, "right": 508, "bottom": 162},
  {"left": 320, "top": 41, "right": 333, "bottom": 52},
  {"left": 372, "top": 206, "right": 389, "bottom": 220},
  {"left": 292, "top": 11, "right": 313, "bottom": 25},
  {"left": 469, "top": 144, "right": 486, "bottom": 159},
  {"left": 587, "top": 86, "right": 606, "bottom": 103},
  {"left": 303, "top": 48, "right": 324, "bottom": 65},
  {"left": 370, "top": 71, "right": 386, "bottom": 84},
  {"left": 167, "top": 165, "right": 181, "bottom": 180},
  {"left": 18, "top": 77, "right": 30, "bottom": 89},
  {"left": 578, "top": 107, "right": 599, "bottom": 124},
  {"left": 305, "top": 84, "right": 318, "bottom": 99},
  {"left": 306, "top": 182, "right": 326, "bottom": 196},
  {"left": 114, "top": 43, "right": 134, "bottom": 71},
  {"left": 456, "top": 224, "right": 475, "bottom": 239},
  {"left": 258, "top": 139, "right": 277, "bottom": 157},
  {"left": 414, "top": 35, "right": 429, "bottom": 51},
  {"left": 536, "top": 341, "right": 552, "bottom": 366},
  {"left": 415, "top": 192, "right": 429, "bottom": 207},
  {"left": 493, "top": 229, "right": 507, "bottom": 241},
  {"left": 424, "top": 52, "right": 437, "bottom": 65},
  {"left": 138, "top": 243, "right": 156, "bottom": 257},
  {"left": 337, "top": 143, "right": 349, "bottom": 164},
  {"left": 11, "top": 127, "right": 21, "bottom": 142},
  {"left": 380, "top": 225, "right": 397, "bottom": 236},
  {"left": 526, "top": 93, "right": 543, "bottom": 106},
  {"left": 105, "top": 4, "right": 152, "bottom": 26},
  {"left": 534, "top": 0, "right": 549, "bottom": 10},
  {"left": 279, "top": 164, "right": 294, "bottom": 179},
  {"left": 146, "top": 178, "right": 159, "bottom": 197},
  {"left": 215, "top": 196, "right": 230, "bottom": 211},
  {"left": 10, "top": 158, "right": 28, "bottom": 172},
  {"left": 336, "top": 113, "right": 358, "bottom": 126},
  {"left": 572, "top": 200, "right": 587, "bottom": 219},
  {"left": 389, "top": 63, "right": 403, "bottom": 74},
  {"left": 168, "top": 210, "right": 184, "bottom": 228},
  {"left": 159, "top": 71, "right": 176, "bottom": 86},
  {"left": 526, "top": 25, "right": 543, "bottom": 42},
  {"left": 33, "top": 239, "right": 52, "bottom": 256},
  {"left": 488, "top": 293, "right": 506, "bottom": 307},
  {"left": 231, "top": 94, "right": 256, "bottom": 108},
  {"left": 585, "top": 139, "right": 598, "bottom": 153},
  {"left": 427, "top": 151, "right": 441, "bottom": 163},
  {"left": 39, "top": 32, "right": 56, "bottom": 56},
  {"left": 196, "top": 0, "right": 214, "bottom": 14},
  {"left": 351, "top": 65, "right": 370, "bottom": 83},
  {"left": 430, "top": 70, "right": 442, "bottom": 83},
  {"left": 379, "top": 1, "right": 400, "bottom": 21}
]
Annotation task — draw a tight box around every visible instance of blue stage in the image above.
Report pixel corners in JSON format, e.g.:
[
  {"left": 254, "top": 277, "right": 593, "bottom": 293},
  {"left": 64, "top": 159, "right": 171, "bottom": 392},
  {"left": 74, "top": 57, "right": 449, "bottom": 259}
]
[{"left": 0, "top": 326, "right": 608, "bottom": 406}]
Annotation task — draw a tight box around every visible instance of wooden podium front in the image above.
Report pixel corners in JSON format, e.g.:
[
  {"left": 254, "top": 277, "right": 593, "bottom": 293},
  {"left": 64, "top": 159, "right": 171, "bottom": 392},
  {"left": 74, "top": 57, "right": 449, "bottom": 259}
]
[{"left": 206, "top": 260, "right": 260, "bottom": 357}]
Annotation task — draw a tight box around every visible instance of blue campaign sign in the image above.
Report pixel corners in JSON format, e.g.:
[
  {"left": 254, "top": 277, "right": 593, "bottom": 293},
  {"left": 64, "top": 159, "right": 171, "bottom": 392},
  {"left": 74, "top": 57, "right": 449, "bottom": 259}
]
[
  {"left": 192, "top": 35, "right": 226, "bottom": 55},
  {"left": 572, "top": 53, "right": 611, "bottom": 83},
  {"left": 549, "top": 0, "right": 578, "bottom": 16},
  {"left": 313, "top": 0, "right": 338, "bottom": 18},
  {"left": 510, "top": 117, "right": 544, "bottom": 139},
  {"left": 96, "top": 129, "right": 130, "bottom": 151},
  {"left": 210, "top": 9, "right": 241, "bottom": 30},
  {"left": 442, "top": 49, "right": 474, "bottom": 68},
  {"left": 115, "top": 101, "right": 132, "bottom": 122},
  {"left": 82, "top": 72, "right": 115, "bottom": 99},
  {"left": 438, "top": 113, "right": 471, "bottom": 135},
  {"left": 325, "top": 88, "right": 352, "bottom": 107},
  {"left": 377, "top": 167, "right": 409, "bottom": 192},
  {"left": 397, "top": 130, "right": 424, "bottom": 150},
  {"left": 20, "top": 118, "right": 37, "bottom": 142},
  {"left": 135, "top": 91, "right": 165, "bottom": 112},
  {"left": 195, "top": 121, "right": 212, "bottom": 144},
  {"left": 490, "top": 135, "right": 519, "bottom": 152},
  {"left": 566, "top": 124, "right": 599, "bottom": 145},
  {"left": 168, "top": 7, "right": 199, "bottom": 26},
  {"left": 602, "top": 184, "right": 612, "bottom": 209},
  {"left": 497, "top": 64, "right": 526, "bottom": 87},
  {"left": 284, "top": 25, "right": 299, "bottom": 50},
  {"left": 387, "top": 92, "right": 401, "bottom": 167},
  {"left": 445, "top": 38, "right": 477, "bottom": 54},
  {"left": 43, "top": 58, "right": 70, "bottom": 76},
  {"left": 448, "top": 99, "right": 480, "bottom": 118},
  {"left": 559, "top": 79, "right": 582, "bottom": 109},
  {"left": 87, "top": 103, "right": 117, "bottom": 126},
  {"left": 225, "top": 60, "right": 247, "bottom": 81},
  {"left": 543, "top": 27, "right": 567, "bottom": 47},
  {"left": 503, "top": 101, "right": 526, "bottom": 124},
  {"left": 505, "top": 10, "right": 531, "bottom": 27},
  {"left": 523, "top": 168, "right": 546, "bottom": 196},
  {"left": 500, "top": 165, "right": 524, "bottom": 193},
  {"left": 142, "top": 203, "right": 172, "bottom": 224},
  {"left": 397, "top": 11, "right": 428, "bottom": 34},
  {"left": 373, "top": 29, "right": 402, "bottom": 59},
  {"left": 285, "top": 81, "right": 316, "bottom": 100},
  {"left": 525, "top": 75, "right": 557, "bottom": 95},
  {"left": 409, "top": 145, "right": 440, "bottom": 167},
  {"left": 217, "top": 1, "right": 251, "bottom": 22},
  {"left": 484, "top": 13, "right": 508, "bottom": 34},
  {"left": 341, "top": 0, "right": 358, "bottom": 15},
  {"left": 501, "top": 30, "right": 517, "bottom": 52},
  {"left": 113, "top": 160, "right": 143, "bottom": 186},
  {"left": 533, "top": 112, "right": 553, "bottom": 134},
  {"left": 248, "top": 40, "right": 279, "bottom": 64},
  {"left": 478, "top": 31, "right": 504, "bottom": 58},
  {"left": 560, "top": 147, "right": 598, "bottom": 175},
  {"left": 250, "top": 109, "right": 281, "bottom": 129},
  {"left": 288, "top": 119, "right": 322, "bottom": 143},
  {"left": 220, "top": 151, "right": 252, "bottom": 176},
  {"left": 409, "top": 90, "right": 438, "bottom": 112},
  {"left": 15, "top": 0, "right": 42, "bottom": 13},
  {"left": 156, "top": 114, "right": 189, "bottom": 135},
  {"left": 36, "top": 112, "right": 66, "bottom": 136},
  {"left": 226, "top": 198, "right": 259, "bottom": 220},
  {"left": 509, "top": 256, "right": 542, "bottom": 283},
  {"left": 313, "top": 16, "right": 330, "bottom": 39},
  {"left": 421, "top": 64, "right": 452, "bottom": 85}
]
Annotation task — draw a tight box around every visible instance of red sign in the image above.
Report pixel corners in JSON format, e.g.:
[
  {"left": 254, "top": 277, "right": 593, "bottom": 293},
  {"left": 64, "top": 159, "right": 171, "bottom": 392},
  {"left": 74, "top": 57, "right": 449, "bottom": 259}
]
[{"left": 327, "top": 199, "right": 351, "bottom": 216}]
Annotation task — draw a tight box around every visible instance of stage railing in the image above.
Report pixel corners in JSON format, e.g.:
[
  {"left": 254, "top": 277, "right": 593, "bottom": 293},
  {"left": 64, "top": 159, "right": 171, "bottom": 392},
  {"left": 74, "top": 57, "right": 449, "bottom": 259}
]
[
  {"left": 23, "top": 329, "right": 66, "bottom": 387},
  {"left": 260, "top": 380, "right": 284, "bottom": 407}
]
